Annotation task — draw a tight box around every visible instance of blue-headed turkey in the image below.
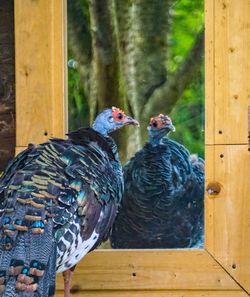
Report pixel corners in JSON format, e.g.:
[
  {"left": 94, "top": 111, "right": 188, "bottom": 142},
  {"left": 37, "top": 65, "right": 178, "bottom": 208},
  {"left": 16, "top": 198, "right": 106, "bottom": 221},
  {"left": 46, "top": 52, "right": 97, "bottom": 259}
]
[{"left": 0, "top": 107, "right": 138, "bottom": 297}]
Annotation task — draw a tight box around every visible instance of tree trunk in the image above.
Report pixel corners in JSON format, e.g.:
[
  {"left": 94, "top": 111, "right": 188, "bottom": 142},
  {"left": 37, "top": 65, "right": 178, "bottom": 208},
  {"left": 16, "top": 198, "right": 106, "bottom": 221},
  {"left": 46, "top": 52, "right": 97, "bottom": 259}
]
[
  {"left": 88, "top": 0, "right": 130, "bottom": 161},
  {"left": 67, "top": 0, "right": 204, "bottom": 161},
  {"left": 112, "top": 0, "right": 170, "bottom": 156},
  {"left": 0, "top": 0, "right": 15, "bottom": 171}
]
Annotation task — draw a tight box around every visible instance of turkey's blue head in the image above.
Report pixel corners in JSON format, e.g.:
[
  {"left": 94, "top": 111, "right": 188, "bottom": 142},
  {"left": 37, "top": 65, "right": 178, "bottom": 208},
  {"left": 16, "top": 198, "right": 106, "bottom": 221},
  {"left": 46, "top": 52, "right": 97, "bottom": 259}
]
[
  {"left": 148, "top": 114, "right": 175, "bottom": 145},
  {"left": 93, "top": 107, "right": 139, "bottom": 135}
]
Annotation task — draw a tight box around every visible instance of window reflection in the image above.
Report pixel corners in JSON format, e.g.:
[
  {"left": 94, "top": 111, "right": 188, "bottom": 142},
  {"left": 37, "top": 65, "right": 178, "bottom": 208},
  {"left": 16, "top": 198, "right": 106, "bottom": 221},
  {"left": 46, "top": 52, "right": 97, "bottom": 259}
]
[{"left": 68, "top": 0, "right": 204, "bottom": 249}]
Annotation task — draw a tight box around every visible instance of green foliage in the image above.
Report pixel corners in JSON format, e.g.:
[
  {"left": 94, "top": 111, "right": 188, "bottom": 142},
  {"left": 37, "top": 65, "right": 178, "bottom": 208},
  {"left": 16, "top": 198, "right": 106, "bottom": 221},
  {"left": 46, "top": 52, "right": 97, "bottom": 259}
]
[
  {"left": 170, "top": 66, "right": 204, "bottom": 158},
  {"left": 167, "top": 0, "right": 204, "bottom": 73},
  {"left": 167, "top": 0, "right": 204, "bottom": 157},
  {"left": 68, "top": 0, "right": 204, "bottom": 158}
]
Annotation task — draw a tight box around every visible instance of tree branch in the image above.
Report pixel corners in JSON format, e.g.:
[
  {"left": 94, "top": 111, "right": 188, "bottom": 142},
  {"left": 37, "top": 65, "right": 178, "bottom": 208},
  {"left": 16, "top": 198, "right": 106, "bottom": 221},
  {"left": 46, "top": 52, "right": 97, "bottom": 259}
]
[{"left": 143, "top": 28, "right": 204, "bottom": 120}]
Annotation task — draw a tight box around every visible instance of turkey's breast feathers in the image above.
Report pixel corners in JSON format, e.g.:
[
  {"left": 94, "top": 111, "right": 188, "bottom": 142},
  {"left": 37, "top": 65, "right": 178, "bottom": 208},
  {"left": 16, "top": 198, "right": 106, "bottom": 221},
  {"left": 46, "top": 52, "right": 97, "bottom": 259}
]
[{"left": 111, "top": 138, "right": 204, "bottom": 249}]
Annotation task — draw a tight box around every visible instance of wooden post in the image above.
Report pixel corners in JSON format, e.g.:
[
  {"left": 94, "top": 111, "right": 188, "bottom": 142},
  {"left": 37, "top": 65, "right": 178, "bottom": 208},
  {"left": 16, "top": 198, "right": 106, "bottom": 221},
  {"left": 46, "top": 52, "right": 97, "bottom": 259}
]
[
  {"left": 205, "top": 0, "right": 250, "bottom": 293},
  {"left": 15, "top": 0, "right": 67, "bottom": 154}
]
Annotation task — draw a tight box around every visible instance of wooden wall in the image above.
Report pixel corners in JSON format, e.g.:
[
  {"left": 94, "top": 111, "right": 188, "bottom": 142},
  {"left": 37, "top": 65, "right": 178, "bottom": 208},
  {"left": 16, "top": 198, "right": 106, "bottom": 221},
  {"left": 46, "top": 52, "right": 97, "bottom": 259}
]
[
  {"left": 55, "top": 250, "right": 248, "bottom": 296},
  {"left": 205, "top": 0, "right": 250, "bottom": 293},
  {"left": 15, "top": 0, "right": 67, "bottom": 154},
  {"left": 0, "top": 1, "right": 15, "bottom": 171},
  {"left": 12, "top": 0, "right": 250, "bottom": 296}
]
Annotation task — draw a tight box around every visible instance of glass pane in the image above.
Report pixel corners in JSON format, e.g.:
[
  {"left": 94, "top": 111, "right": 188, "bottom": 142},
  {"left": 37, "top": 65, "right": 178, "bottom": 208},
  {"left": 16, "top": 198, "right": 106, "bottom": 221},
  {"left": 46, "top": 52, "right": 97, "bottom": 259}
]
[{"left": 68, "top": 0, "right": 204, "bottom": 249}]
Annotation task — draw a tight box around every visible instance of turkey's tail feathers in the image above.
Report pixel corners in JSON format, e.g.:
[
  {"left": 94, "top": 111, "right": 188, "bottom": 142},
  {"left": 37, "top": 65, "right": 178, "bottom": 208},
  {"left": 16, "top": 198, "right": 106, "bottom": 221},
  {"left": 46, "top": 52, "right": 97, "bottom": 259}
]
[{"left": 0, "top": 220, "right": 57, "bottom": 297}]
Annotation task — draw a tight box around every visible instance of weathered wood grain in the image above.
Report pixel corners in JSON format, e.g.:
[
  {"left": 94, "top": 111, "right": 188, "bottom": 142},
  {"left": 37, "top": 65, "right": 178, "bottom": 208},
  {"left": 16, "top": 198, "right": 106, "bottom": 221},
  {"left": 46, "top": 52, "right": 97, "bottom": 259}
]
[
  {"left": 15, "top": 0, "right": 67, "bottom": 150},
  {"left": 205, "top": 0, "right": 250, "bottom": 294},
  {"left": 55, "top": 290, "right": 248, "bottom": 297},
  {"left": 206, "top": 145, "right": 250, "bottom": 293},
  {"left": 214, "top": 0, "right": 250, "bottom": 144},
  {"left": 56, "top": 250, "right": 241, "bottom": 291},
  {"left": 204, "top": 145, "right": 215, "bottom": 252},
  {"left": 205, "top": 0, "right": 214, "bottom": 145}
]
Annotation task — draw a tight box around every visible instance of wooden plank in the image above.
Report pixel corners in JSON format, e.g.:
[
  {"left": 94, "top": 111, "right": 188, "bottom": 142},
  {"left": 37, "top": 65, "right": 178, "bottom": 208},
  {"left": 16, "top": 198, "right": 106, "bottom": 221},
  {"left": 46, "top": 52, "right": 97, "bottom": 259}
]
[
  {"left": 55, "top": 290, "right": 249, "bottom": 297},
  {"left": 204, "top": 145, "right": 215, "bottom": 253},
  {"left": 206, "top": 145, "right": 250, "bottom": 292},
  {"left": 205, "top": 0, "right": 214, "bottom": 144},
  {"left": 214, "top": 0, "right": 250, "bottom": 144},
  {"left": 51, "top": 0, "right": 68, "bottom": 137},
  {"left": 15, "top": 0, "right": 67, "bottom": 149},
  {"left": 15, "top": 146, "right": 28, "bottom": 156},
  {"left": 56, "top": 250, "right": 241, "bottom": 291}
]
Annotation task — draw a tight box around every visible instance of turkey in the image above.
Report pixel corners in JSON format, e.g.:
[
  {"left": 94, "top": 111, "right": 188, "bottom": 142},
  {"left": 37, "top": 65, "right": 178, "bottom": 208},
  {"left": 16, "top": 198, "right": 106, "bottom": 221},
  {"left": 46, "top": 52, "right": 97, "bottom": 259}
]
[
  {"left": 0, "top": 107, "right": 138, "bottom": 297},
  {"left": 110, "top": 114, "right": 204, "bottom": 249}
]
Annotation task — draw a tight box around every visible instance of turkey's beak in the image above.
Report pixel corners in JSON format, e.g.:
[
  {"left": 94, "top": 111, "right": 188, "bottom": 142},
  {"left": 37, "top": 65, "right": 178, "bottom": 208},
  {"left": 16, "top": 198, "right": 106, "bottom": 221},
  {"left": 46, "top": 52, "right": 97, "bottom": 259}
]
[{"left": 124, "top": 116, "right": 140, "bottom": 126}]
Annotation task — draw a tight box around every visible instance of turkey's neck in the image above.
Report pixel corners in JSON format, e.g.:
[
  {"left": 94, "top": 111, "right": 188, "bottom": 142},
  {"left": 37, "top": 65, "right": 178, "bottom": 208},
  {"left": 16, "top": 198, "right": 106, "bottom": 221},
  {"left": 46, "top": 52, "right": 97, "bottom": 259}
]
[
  {"left": 149, "top": 137, "right": 165, "bottom": 146},
  {"left": 148, "top": 129, "right": 169, "bottom": 146},
  {"left": 92, "top": 122, "right": 108, "bottom": 136}
]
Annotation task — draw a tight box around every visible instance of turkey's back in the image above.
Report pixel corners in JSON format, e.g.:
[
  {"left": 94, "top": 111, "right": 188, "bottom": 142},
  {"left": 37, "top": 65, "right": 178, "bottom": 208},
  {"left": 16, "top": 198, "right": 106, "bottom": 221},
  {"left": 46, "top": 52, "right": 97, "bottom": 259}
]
[
  {"left": 111, "top": 138, "right": 204, "bottom": 249},
  {"left": 0, "top": 128, "right": 123, "bottom": 296}
]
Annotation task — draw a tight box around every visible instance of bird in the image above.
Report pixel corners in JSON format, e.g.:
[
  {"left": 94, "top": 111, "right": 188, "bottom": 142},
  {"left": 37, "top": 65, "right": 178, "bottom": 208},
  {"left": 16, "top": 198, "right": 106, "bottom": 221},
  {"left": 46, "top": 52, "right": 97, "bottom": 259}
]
[
  {"left": 110, "top": 114, "right": 204, "bottom": 249},
  {"left": 0, "top": 107, "right": 138, "bottom": 297}
]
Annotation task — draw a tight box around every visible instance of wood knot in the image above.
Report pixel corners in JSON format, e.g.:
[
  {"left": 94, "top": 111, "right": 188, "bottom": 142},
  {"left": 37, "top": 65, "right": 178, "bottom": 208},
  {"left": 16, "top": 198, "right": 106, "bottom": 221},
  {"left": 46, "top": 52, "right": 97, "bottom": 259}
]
[{"left": 206, "top": 182, "right": 222, "bottom": 196}]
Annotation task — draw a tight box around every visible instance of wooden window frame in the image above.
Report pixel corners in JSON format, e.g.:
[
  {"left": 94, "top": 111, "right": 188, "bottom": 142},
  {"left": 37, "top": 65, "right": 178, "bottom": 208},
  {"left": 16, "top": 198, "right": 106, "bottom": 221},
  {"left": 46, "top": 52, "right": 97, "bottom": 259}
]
[{"left": 14, "top": 0, "right": 250, "bottom": 296}]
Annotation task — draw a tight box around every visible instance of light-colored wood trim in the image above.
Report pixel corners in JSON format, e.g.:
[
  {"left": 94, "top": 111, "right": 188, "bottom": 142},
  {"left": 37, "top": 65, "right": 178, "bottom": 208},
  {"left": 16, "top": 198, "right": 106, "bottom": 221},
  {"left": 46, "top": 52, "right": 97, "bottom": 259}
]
[
  {"left": 205, "top": 144, "right": 250, "bottom": 292},
  {"left": 205, "top": 0, "right": 250, "bottom": 294},
  {"left": 15, "top": 0, "right": 67, "bottom": 153},
  {"left": 51, "top": 0, "right": 68, "bottom": 138},
  {"left": 214, "top": 0, "right": 250, "bottom": 145},
  {"left": 56, "top": 250, "right": 242, "bottom": 292},
  {"left": 205, "top": 0, "right": 214, "bottom": 145},
  {"left": 204, "top": 145, "right": 215, "bottom": 253},
  {"left": 55, "top": 290, "right": 249, "bottom": 297}
]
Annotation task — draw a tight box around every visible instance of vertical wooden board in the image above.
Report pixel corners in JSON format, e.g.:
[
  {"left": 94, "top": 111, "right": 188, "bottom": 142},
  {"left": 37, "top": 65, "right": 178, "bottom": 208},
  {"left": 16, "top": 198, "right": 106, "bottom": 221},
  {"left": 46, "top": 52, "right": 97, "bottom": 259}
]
[
  {"left": 205, "top": 0, "right": 215, "bottom": 144},
  {"left": 214, "top": 0, "right": 250, "bottom": 144},
  {"left": 204, "top": 145, "right": 215, "bottom": 252},
  {"left": 51, "top": 0, "right": 68, "bottom": 137},
  {"left": 206, "top": 145, "right": 250, "bottom": 293},
  {"left": 15, "top": 0, "right": 67, "bottom": 148}
]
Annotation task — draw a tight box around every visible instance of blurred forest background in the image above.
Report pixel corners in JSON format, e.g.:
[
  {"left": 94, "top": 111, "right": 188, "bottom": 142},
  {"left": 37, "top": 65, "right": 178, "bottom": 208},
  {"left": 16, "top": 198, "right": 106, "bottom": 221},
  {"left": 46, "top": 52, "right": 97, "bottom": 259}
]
[{"left": 67, "top": 0, "right": 204, "bottom": 161}]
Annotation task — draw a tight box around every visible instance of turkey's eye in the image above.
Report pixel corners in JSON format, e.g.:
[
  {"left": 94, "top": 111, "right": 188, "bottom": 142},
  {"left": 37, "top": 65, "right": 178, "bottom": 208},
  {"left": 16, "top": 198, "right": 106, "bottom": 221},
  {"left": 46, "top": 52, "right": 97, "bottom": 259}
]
[
  {"left": 152, "top": 121, "right": 158, "bottom": 128},
  {"left": 117, "top": 113, "right": 123, "bottom": 120}
]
